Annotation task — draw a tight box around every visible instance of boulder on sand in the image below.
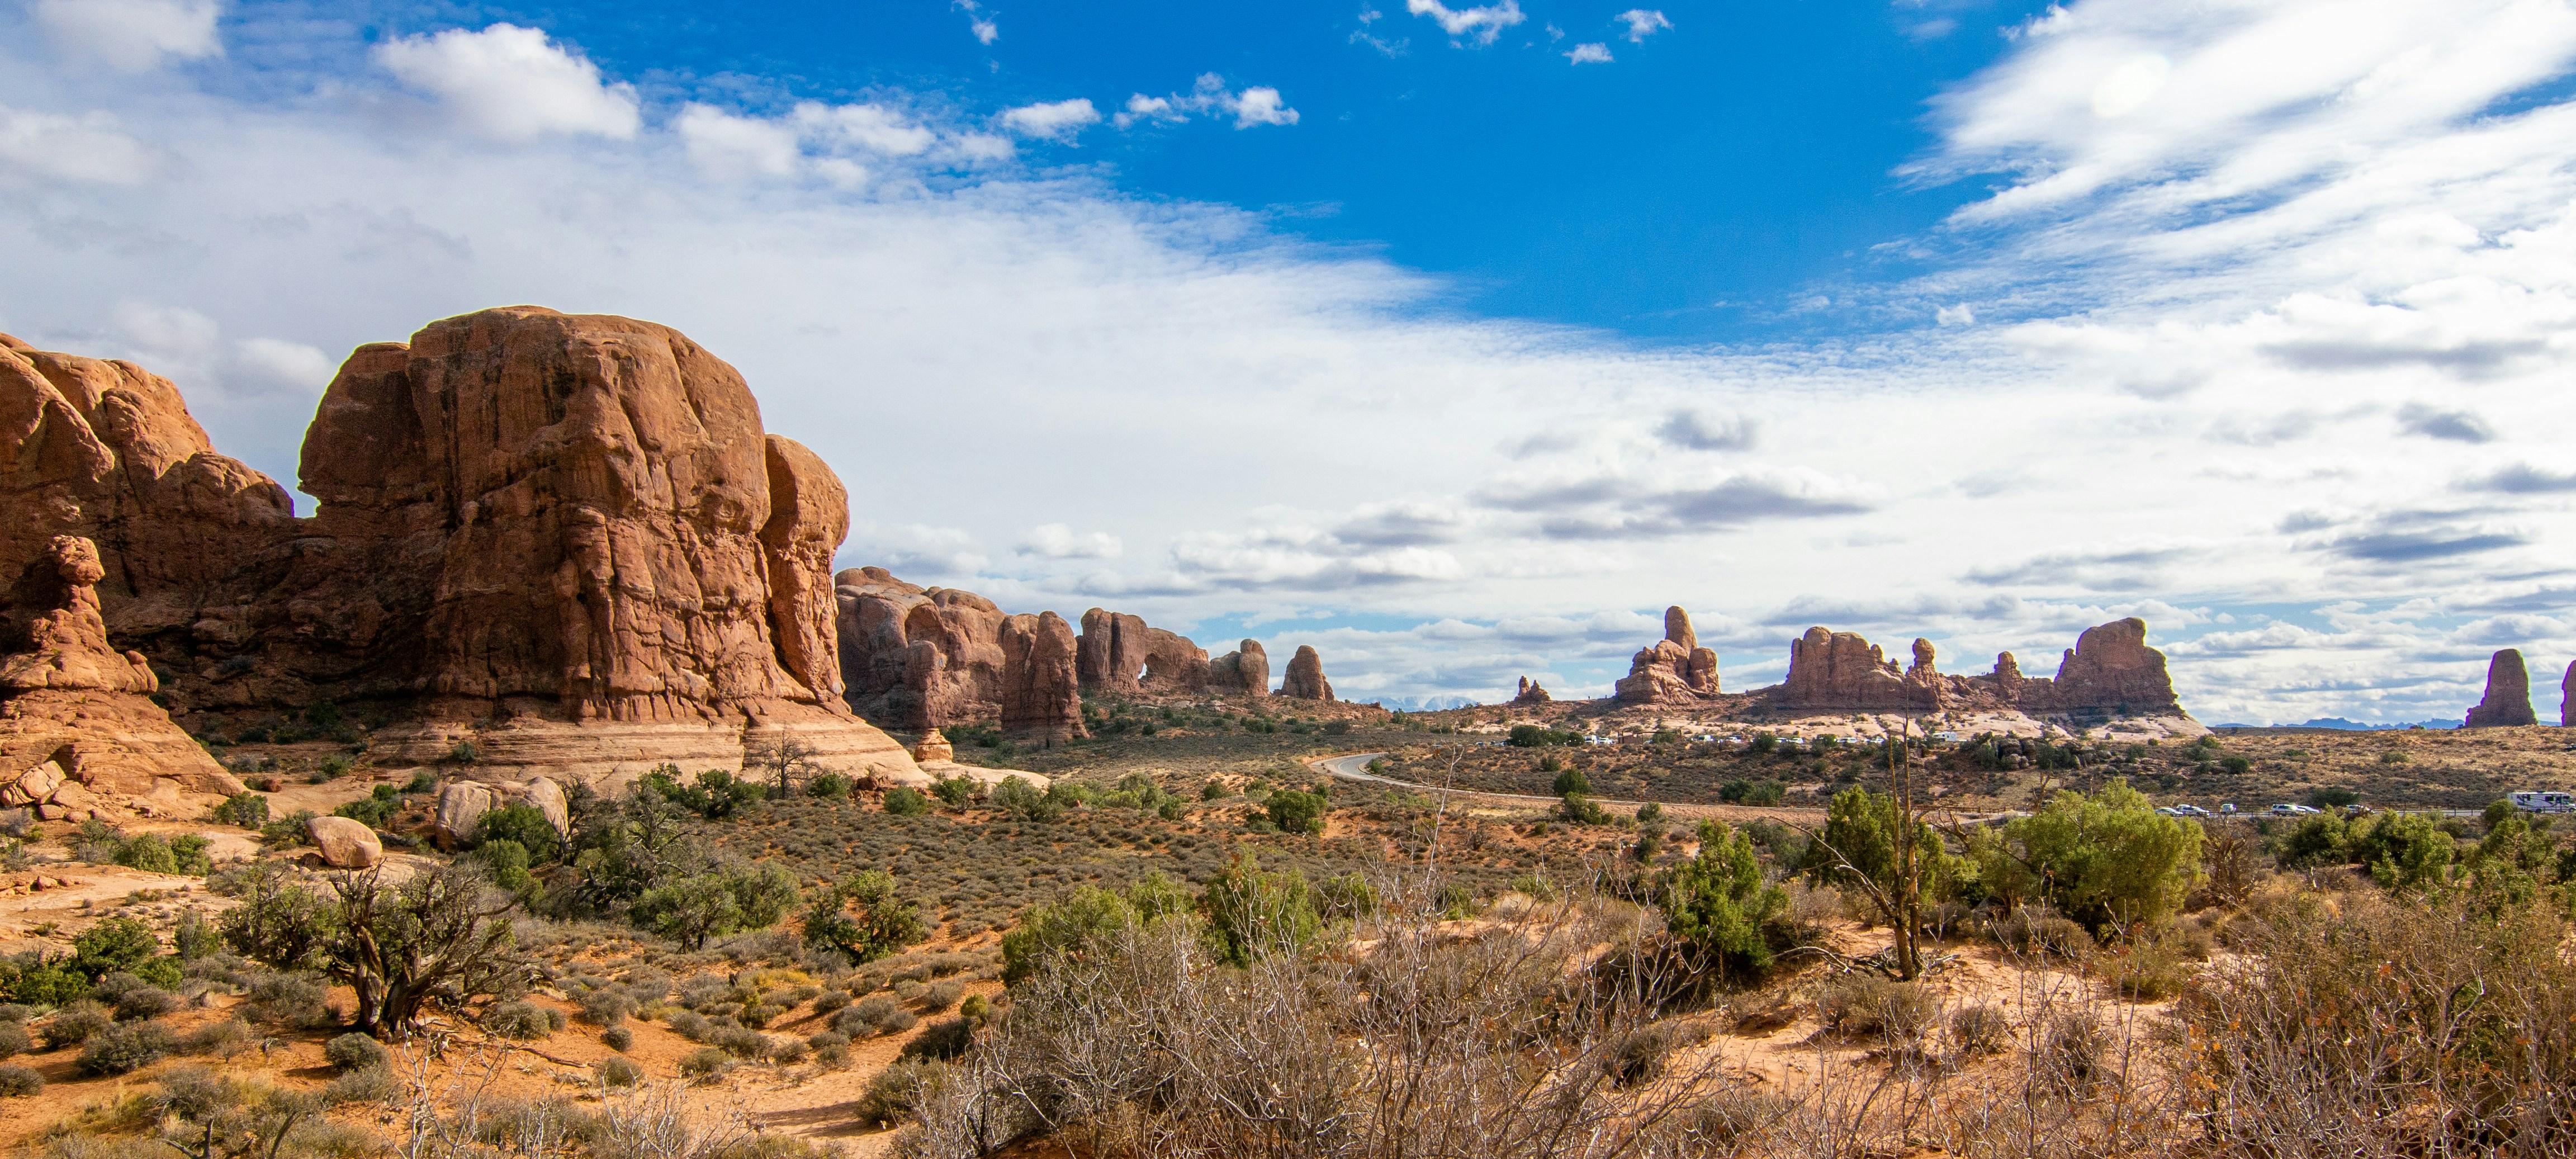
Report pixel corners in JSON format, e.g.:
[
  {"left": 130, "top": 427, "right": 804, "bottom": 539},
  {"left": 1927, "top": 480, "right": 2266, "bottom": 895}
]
[{"left": 306, "top": 815, "right": 383, "bottom": 868}]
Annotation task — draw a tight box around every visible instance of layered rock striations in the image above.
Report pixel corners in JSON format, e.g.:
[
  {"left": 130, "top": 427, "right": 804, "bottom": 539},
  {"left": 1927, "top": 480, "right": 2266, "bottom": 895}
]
[
  {"left": 2, "top": 535, "right": 244, "bottom": 819},
  {"left": 1278, "top": 645, "right": 1335, "bottom": 702},
  {"left": 1616, "top": 606, "right": 1721, "bottom": 705},
  {"left": 1777, "top": 617, "right": 2188, "bottom": 719},
  {"left": 5, "top": 310, "right": 918, "bottom": 785},
  {"left": 2463, "top": 649, "right": 2537, "bottom": 728}
]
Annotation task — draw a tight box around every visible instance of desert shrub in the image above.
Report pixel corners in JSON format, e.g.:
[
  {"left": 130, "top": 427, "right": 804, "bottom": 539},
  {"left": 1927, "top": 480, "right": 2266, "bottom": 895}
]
[
  {"left": 484, "top": 1000, "right": 555, "bottom": 1040},
  {"left": 324, "top": 1064, "right": 402, "bottom": 1106},
  {"left": 0, "top": 1064, "right": 39, "bottom": 1096},
  {"left": 801, "top": 871, "right": 927, "bottom": 964},
  {"left": 1949, "top": 1003, "right": 2009, "bottom": 1056},
  {"left": 324, "top": 1031, "right": 388, "bottom": 1071},
  {"left": 1314, "top": 873, "right": 1379, "bottom": 920},
  {"left": 0, "top": 1021, "right": 27, "bottom": 1059},
  {"left": 1974, "top": 780, "right": 2200, "bottom": 931},
  {"left": 930, "top": 775, "right": 977, "bottom": 808},
  {"left": 1818, "top": 977, "right": 1937, "bottom": 1041},
  {"left": 855, "top": 1056, "right": 942, "bottom": 1127},
  {"left": 222, "top": 862, "right": 523, "bottom": 1036},
  {"left": 811, "top": 988, "right": 850, "bottom": 1015},
  {"left": 804, "top": 773, "right": 850, "bottom": 801},
  {"left": 1507, "top": 725, "right": 1578, "bottom": 748},
  {"left": 42, "top": 1000, "right": 113, "bottom": 1048},
  {"left": 577, "top": 987, "right": 633, "bottom": 1026},
  {"left": 1660, "top": 821, "right": 1788, "bottom": 982},
  {"left": 74, "top": 916, "right": 160, "bottom": 976},
  {"left": 471, "top": 802, "right": 565, "bottom": 863},
  {"left": 2037, "top": 1012, "right": 2106, "bottom": 1096},
  {"left": 883, "top": 787, "right": 931, "bottom": 816},
  {"left": 1203, "top": 853, "right": 1320, "bottom": 967},
  {"left": 107, "top": 979, "right": 178, "bottom": 1021},
  {"left": 631, "top": 862, "right": 800, "bottom": 950},
  {"left": 602, "top": 1025, "right": 634, "bottom": 1052},
  {"left": 241, "top": 970, "right": 335, "bottom": 1028},
  {"left": 1551, "top": 768, "right": 1592, "bottom": 796},
  {"left": 918, "top": 978, "right": 964, "bottom": 1012},
  {"left": 183, "top": 1018, "right": 252, "bottom": 1057},
  {"left": 78, "top": 1019, "right": 177, "bottom": 1074},
  {"left": 261, "top": 809, "right": 318, "bottom": 846},
  {"left": 1201, "top": 778, "right": 1228, "bottom": 801},
  {"left": 335, "top": 785, "right": 402, "bottom": 829},
  {"left": 1802, "top": 787, "right": 1958, "bottom": 928},
  {"left": 709, "top": 1025, "right": 769, "bottom": 1058},
  {"left": 991, "top": 776, "right": 1060, "bottom": 822},
  {"left": 679, "top": 1046, "right": 732, "bottom": 1078},
  {"left": 597, "top": 1056, "right": 645, "bottom": 1087},
  {"left": 1000, "top": 873, "right": 1196, "bottom": 986},
  {"left": 902, "top": 1015, "right": 974, "bottom": 1060},
  {"left": 2108, "top": 929, "right": 2191, "bottom": 999},
  {"left": 1558, "top": 793, "right": 1609, "bottom": 826},
  {"left": 1986, "top": 907, "right": 2095, "bottom": 959},
  {"left": 646, "top": 767, "right": 764, "bottom": 820}
]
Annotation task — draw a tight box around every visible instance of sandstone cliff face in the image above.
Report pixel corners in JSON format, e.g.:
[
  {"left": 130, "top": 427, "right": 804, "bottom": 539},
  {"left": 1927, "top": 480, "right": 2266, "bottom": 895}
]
[
  {"left": 6, "top": 311, "right": 918, "bottom": 786},
  {"left": 0, "top": 334, "right": 296, "bottom": 675},
  {"left": 1615, "top": 605, "right": 1721, "bottom": 704},
  {"left": 2042, "top": 618, "right": 2182, "bottom": 715},
  {"left": 1, "top": 535, "right": 244, "bottom": 819},
  {"left": 1278, "top": 645, "right": 1334, "bottom": 702},
  {"left": 2563, "top": 661, "right": 2574, "bottom": 728},
  {"left": 1783, "top": 627, "right": 1925, "bottom": 709},
  {"left": 2464, "top": 649, "right": 2537, "bottom": 728},
  {"left": 834, "top": 568, "right": 1086, "bottom": 740}
]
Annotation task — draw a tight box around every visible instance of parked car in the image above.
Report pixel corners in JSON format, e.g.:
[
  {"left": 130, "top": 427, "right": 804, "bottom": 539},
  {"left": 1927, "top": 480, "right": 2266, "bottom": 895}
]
[
  {"left": 2271, "top": 803, "right": 2320, "bottom": 816},
  {"left": 2172, "top": 803, "right": 2213, "bottom": 817}
]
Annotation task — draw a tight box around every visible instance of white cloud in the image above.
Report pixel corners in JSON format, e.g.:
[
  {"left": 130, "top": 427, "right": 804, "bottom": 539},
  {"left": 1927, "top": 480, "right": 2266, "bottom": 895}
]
[
  {"left": 32, "top": 0, "right": 220, "bottom": 72},
  {"left": 0, "top": 106, "right": 155, "bottom": 183},
  {"left": 792, "top": 103, "right": 935, "bottom": 156},
  {"left": 99, "top": 302, "right": 332, "bottom": 399},
  {"left": 1566, "top": 43, "right": 1612, "bottom": 64},
  {"left": 1935, "top": 303, "right": 1976, "bottom": 325},
  {"left": 675, "top": 104, "right": 801, "bottom": 176},
  {"left": 849, "top": 523, "right": 988, "bottom": 577},
  {"left": 999, "top": 98, "right": 1100, "bottom": 140},
  {"left": 374, "top": 24, "right": 640, "bottom": 143},
  {"left": 1113, "top": 76, "right": 1299, "bottom": 130},
  {"left": 1615, "top": 9, "right": 1672, "bottom": 42},
  {"left": 955, "top": 0, "right": 999, "bottom": 45},
  {"left": 1406, "top": 0, "right": 1525, "bottom": 45},
  {"left": 230, "top": 338, "right": 335, "bottom": 394},
  {"left": 1019, "top": 523, "right": 1124, "bottom": 559}
]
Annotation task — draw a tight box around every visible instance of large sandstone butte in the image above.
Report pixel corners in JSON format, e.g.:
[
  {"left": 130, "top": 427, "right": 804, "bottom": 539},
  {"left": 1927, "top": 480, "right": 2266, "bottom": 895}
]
[
  {"left": 3, "top": 309, "right": 919, "bottom": 785},
  {"left": 1615, "top": 606, "right": 1721, "bottom": 705},
  {"left": 2563, "top": 661, "right": 2574, "bottom": 728},
  {"left": 2463, "top": 649, "right": 2537, "bottom": 728},
  {"left": 1778, "top": 617, "right": 2188, "bottom": 718},
  {"left": 1278, "top": 645, "right": 1335, "bottom": 701},
  {"left": 1, "top": 535, "right": 244, "bottom": 819},
  {"left": 835, "top": 567, "right": 1087, "bottom": 740}
]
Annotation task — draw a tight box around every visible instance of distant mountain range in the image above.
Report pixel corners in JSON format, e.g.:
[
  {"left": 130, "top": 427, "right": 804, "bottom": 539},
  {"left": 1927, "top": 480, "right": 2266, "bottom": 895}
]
[{"left": 2214, "top": 717, "right": 2463, "bottom": 731}]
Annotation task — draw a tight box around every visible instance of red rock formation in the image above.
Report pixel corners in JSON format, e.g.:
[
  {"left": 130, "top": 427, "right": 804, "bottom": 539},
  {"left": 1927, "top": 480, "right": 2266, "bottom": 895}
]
[
  {"left": 1, "top": 535, "right": 244, "bottom": 819},
  {"left": 2463, "top": 649, "right": 2536, "bottom": 728},
  {"left": 1513, "top": 676, "right": 1551, "bottom": 704},
  {"left": 835, "top": 568, "right": 1086, "bottom": 740},
  {"left": 6, "top": 311, "right": 918, "bottom": 786},
  {"left": 0, "top": 334, "right": 295, "bottom": 671},
  {"left": 1207, "top": 640, "right": 1270, "bottom": 696},
  {"left": 2040, "top": 618, "right": 2182, "bottom": 715},
  {"left": 1615, "top": 606, "right": 1721, "bottom": 704},
  {"left": 1076, "top": 609, "right": 1212, "bottom": 694},
  {"left": 1278, "top": 645, "right": 1334, "bottom": 701},
  {"left": 1783, "top": 627, "right": 1924, "bottom": 709},
  {"left": 2562, "top": 661, "right": 2574, "bottom": 728}
]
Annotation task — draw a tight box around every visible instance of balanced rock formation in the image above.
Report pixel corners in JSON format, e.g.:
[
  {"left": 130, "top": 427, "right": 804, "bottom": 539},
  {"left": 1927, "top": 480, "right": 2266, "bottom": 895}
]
[
  {"left": 2463, "top": 649, "right": 2537, "bottom": 728},
  {"left": 1616, "top": 606, "right": 1721, "bottom": 704},
  {"left": 6, "top": 310, "right": 920, "bottom": 787},
  {"left": 1277, "top": 645, "right": 1334, "bottom": 702},
  {"left": 1513, "top": 677, "right": 1551, "bottom": 704},
  {"left": 835, "top": 568, "right": 1087, "bottom": 740},
  {"left": 911, "top": 729, "right": 954, "bottom": 763},
  {"left": 1, "top": 536, "right": 245, "bottom": 819},
  {"left": 1206, "top": 640, "right": 1270, "bottom": 696},
  {"left": 1077, "top": 610, "right": 1215, "bottom": 695}
]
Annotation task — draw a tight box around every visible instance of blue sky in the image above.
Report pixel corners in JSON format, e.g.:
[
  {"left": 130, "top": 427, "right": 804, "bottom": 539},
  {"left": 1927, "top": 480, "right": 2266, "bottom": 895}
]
[{"left": 4, "top": 0, "right": 2575, "bottom": 725}]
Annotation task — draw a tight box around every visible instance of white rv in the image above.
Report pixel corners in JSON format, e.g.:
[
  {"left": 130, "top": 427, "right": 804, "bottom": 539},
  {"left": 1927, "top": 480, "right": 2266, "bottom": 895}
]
[{"left": 2508, "top": 791, "right": 2575, "bottom": 813}]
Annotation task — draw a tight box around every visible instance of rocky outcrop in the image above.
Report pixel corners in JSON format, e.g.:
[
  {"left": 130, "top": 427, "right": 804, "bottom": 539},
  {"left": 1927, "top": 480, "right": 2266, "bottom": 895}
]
[
  {"left": 1278, "top": 645, "right": 1334, "bottom": 702},
  {"left": 6, "top": 311, "right": 920, "bottom": 787},
  {"left": 1773, "top": 619, "right": 2184, "bottom": 720},
  {"left": 429, "top": 774, "right": 570, "bottom": 850},
  {"left": 1207, "top": 640, "right": 1270, "bottom": 696},
  {"left": 1, "top": 535, "right": 245, "bottom": 820},
  {"left": 835, "top": 569, "right": 1086, "bottom": 740},
  {"left": 306, "top": 815, "right": 383, "bottom": 868},
  {"left": 1616, "top": 606, "right": 1721, "bottom": 704},
  {"left": 2464, "top": 649, "right": 2537, "bottom": 728},
  {"left": 912, "top": 730, "right": 954, "bottom": 763},
  {"left": 1784, "top": 628, "right": 1925, "bottom": 710},
  {"left": 1076, "top": 609, "right": 1214, "bottom": 695},
  {"left": 1513, "top": 677, "right": 1551, "bottom": 704},
  {"left": 2563, "top": 661, "right": 2574, "bottom": 728}
]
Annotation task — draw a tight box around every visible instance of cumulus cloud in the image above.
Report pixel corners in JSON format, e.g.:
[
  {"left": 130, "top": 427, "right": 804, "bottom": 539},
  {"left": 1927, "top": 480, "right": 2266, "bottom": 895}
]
[
  {"left": 998, "top": 98, "right": 1100, "bottom": 140},
  {"left": 1406, "top": 0, "right": 1524, "bottom": 45},
  {"left": 846, "top": 522, "right": 989, "bottom": 578},
  {"left": 954, "top": 1, "right": 999, "bottom": 45},
  {"left": 99, "top": 302, "right": 334, "bottom": 400},
  {"left": 2463, "top": 463, "right": 2576, "bottom": 494},
  {"left": 1566, "top": 43, "right": 1611, "bottom": 64},
  {"left": 0, "top": 106, "right": 155, "bottom": 183},
  {"left": 1614, "top": 9, "right": 1672, "bottom": 42},
  {"left": 2394, "top": 401, "right": 2494, "bottom": 443},
  {"left": 1114, "top": 75, "right": 1299, "bottom": 130},
  {"left": 1656, "top": 408, "right": 1758, "bottom": 451},
  {"left": 33, "top": 0, "right": 220, "bottom": 72},
  {"left": 675, "top": 105, "right": 801, "bottom": 176},
  {"left": 375, "top": 25, "right": 640, "bottom": 142}
]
